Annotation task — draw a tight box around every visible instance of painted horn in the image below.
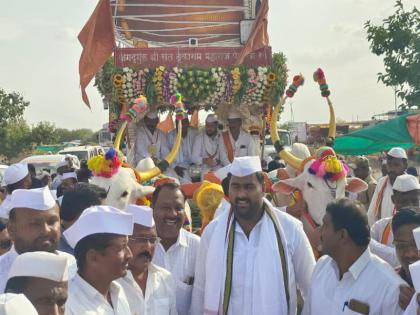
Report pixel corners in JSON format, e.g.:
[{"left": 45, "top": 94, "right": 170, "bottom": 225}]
[
  {"left": 113, "top": 119, "right": 183, "bottom": 182},
  {"left": 327, "top": 97, "right": 336, "bottom": 139},
  {"left": 269, "top": 97, "right": 303, "bottom": 170}
]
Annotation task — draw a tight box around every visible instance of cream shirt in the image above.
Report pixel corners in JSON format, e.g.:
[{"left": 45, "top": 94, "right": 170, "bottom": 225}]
[
  {"left": 219, "top": 129, "right": 258, "bottom": 166},
  {"left": 152, "top": 229, "right": 200, "bottom": 315},
  {"left": 117, "top": 264, "right": 177, "bottom": 315},
  {"left": 367, "top": 176, "right": 395, "bottom": 226},
  {"left": 0, "top": 246, "right": 76, "bottom": 293},
  {"left": 191, "top": 130, "right": 222, "bottom": 173},
  {"left": 302, "top": 249, "right": 405, "bottom": 315},
  {"left": 190, "top": 202, "right": 315, "bottom": 315},
  {"left": 65, "top": 273, "right": 131, "bottom": 315},
  {"left": 134, "top": 125, "right": 170, "bottom": 165}
]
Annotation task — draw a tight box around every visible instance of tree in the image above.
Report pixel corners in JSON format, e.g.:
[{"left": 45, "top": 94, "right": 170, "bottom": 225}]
[
  {"left": 31, "top": 121, "right": 58, "bottom": 145},
  {"left": 0, "top": 88, "right": 29, "bottom": 127},
  {"left": 0, "top": 119, "right": 32, "bottom": 159},
  {"left": 365, "top": 1, "right": 420, "bottom": 109}
]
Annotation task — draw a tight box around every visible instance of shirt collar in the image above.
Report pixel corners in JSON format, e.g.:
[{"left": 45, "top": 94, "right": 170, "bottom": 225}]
[
  {"left": 74, "top": 273, "right": 121, "bottom": 300},
  {"left": 348, "top": 248, "right": 371, "bottom": 280}
]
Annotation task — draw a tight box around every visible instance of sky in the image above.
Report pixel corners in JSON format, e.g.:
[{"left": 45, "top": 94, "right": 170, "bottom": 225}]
[{"left": 0, "top": 0, "right": 417, "bottom": 131}]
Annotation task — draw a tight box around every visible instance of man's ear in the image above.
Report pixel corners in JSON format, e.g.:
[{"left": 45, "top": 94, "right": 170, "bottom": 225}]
[{"left": 7, "top": 218, "right": 16, "bottom": 242}]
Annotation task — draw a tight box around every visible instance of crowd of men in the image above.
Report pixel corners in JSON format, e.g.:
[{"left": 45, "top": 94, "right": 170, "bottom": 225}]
[{"left": 1, "top": 111, "right": 420, "bottom": 315}]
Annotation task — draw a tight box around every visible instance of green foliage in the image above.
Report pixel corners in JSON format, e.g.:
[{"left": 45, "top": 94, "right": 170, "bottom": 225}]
[
  {"left": 0, "top": 88, "right": 29, "bottom": 127},
  {"left": 271, "top": 53, "right": 288, "bottom": 104},
  {"left": 365, "top": 1, "right": 420, "bottom": 109},
  {"left": 31, "top": 121, "right": 58, "bottom": 145},
  {"left": 0, "top": 119, "right": 32, "bottom": 159}
]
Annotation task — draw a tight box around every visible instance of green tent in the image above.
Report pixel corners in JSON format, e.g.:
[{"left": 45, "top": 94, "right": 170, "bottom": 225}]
[{"left": 333, "top": 114, "right": 416, "bottom": 155}]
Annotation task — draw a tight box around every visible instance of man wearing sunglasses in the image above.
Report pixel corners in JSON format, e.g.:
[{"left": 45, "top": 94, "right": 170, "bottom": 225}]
[{"left": 118, "top": 205, "right": 177, "bottom": 315}]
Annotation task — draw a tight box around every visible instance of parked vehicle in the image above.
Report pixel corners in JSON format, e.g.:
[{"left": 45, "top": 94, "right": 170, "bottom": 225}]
[
  {"left": 20, "top": 154, "right": 80, "bottom": 175},
  {"left": 58, "top": 146, "right": 104, "bottom": 162}
]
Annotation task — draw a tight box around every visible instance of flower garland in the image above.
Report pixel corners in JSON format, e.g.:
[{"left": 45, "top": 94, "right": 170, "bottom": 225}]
[{"left": 95, "top": 52, "right": 289, "bottom": 130}]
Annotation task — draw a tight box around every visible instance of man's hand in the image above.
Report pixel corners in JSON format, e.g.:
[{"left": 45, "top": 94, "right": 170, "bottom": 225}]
[
  {"left": 174, "top": 166, "right": 186, "bottom": 178},
  {"left": 399, "top": 285, "right": 414, "bottom": 310}
]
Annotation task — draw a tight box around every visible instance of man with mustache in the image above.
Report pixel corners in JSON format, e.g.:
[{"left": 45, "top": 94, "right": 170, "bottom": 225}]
[
  {"left": 152, "top": 182, "right": 200, "bottom": 315},
  {"left": 118, "top": 205, "right": 177, "bottom": 315},
  {"left": 63, "top": 205, "right": 134, "bottom": 315},
  {"left": 367, "top": 147, "right": 408, "bottom": 226},
  {"left": 0, "top": 187, "right": 76, "bottom": 293},
  {"left": 190, "top": 156, "right": 315, "bottom": 315}
]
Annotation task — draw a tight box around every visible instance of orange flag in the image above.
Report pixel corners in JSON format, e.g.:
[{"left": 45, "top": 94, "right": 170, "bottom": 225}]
[
  {"left": 157, "top": 112, "right": 175, "bottom": 133},
  {"left": 235, "top": 0, "right": 269, "bottom": 65},
  {"left": 78, "top": 0, "right": 115, "bottom": 108}
]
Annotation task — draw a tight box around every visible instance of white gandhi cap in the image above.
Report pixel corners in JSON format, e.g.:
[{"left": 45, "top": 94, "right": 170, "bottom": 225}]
[
  {"left": 0, "top": 293, "right": 38, "bottom": 315},
  {"left": 9, "top": 187, "right": 56, "bottom": 213},
  {"left": 125, "top": 204, "right": 155, "bottom": 227},
  {"left": 387, "top": 147, "right": 407, "bottom": 159},
  {"left": 61, "top": 172, "right": 78, "bottom": 181},
  {"left": 146, "top": 110, "right": 158, "bottom": 119},
  {"left": 63, "top": 205, "right": 134, "bottom": 248},
  {"left": 393, "top": 174, "right": 420, "bottom": 192},
  {"left": 227, "top": 109, "right": 242, "bottom": 120},
  {"left": 230, "top": 156, "right": 262, "bottom": 177},
  {"left": 4, "top": 164, "right": 29, "bottom": 186},
  {"left": 8, "top": 251, "right": 69, "bottom": 282},
  {"left": 205, "top": 114, "right": 218, "bottom": 124}
]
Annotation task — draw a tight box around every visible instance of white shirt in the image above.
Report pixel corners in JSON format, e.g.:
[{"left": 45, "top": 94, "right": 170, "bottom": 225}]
[
  {"left": 403, "top": 293, "right": 419, "bottom": 315},
  {"left": 117, "top": 265, "right": 177, "bottom": 315},
  {"left": 367, "top": 176, "right": 394, "bottom": 226},
  {"left": 302, "top": 249, "right": 405, "bottom": 315},
  {"left": 190, "top": 204, "right": 315, "bottom": 315},
  {"left": 191, "top": 130, "right": 222, "bottom": 172},
  {"left": 219, "top": 129, "right": 258, "bottom": 166},
  {"left": 134, "top": 125, "right": 170, "bottom": 165},
  {"left": 369, "top": 217, "right": 400, "bottom": 267},
  {"left": 152, "top": 229, "right": 200, "bottom": 315},
  {"left": 0, "top": 246, "right": 76, "bottom": 293},
  {"left": 65, "top": 273, "right": 131, "bottom": 315}
]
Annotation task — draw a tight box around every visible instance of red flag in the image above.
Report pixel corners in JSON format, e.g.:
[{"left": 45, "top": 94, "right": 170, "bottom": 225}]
[
  {"left": 78, "top": 0, "right": 115, "bottom": 108},
  {"left": 235, "top": 0, "right": 269, "bottom": 65}
]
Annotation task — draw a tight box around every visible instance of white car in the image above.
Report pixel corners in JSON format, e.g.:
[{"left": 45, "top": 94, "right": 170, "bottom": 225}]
[
  {"left": 20, "top": 154, "right": 80, "bottom": 175},
  {"left": 58, "top": 145, "right": 104, "bottom": 162}
]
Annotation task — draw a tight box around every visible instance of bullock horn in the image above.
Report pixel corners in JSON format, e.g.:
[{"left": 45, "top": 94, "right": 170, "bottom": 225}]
[
  {"left": 269, "top": 97, "right": 303, "bottom": 170},
  {"left": 113, "top": 119, "right": 183, "bottom": 182},
  {"left": 113, "top": 121, "right": 127, "bottom": 151},
  {"left": 327, "top": 97, "right": 336, "bottom": 139}
]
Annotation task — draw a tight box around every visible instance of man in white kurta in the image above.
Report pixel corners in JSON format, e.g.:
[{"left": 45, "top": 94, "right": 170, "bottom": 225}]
[
  {"left": 191, "top": 114, "right": 222, "bottom": 177},
  {"left": 190, "top": 156, "right": 315, "bottom": 315},
  {"left": 151, "top": 182, "right": 200, "bottom": 315},
  {"left": 0, "top": 187, "right": 76, "bottom": 293},
  {"left": 117, "top": 205, "right": 177, "bottom": 315},
  {"left": 219, "top": 110, "right": 258, "bottom": 167},
  {"left": 369, "top": 174, "right": 420, "bottom": 267},
  {"left": 167, "top": 117, "right": 198, "bottom": 184},
  {"left": 367, "top": 147, "right": 408, "bottom": 226},
  {"left": 302, "top": 199, "right": 405, "bottom": 315},
  {"left": 134, "top": 111, "right": 170, "bottom": 166},
  {"left": 63, "top": 206, "right": 134, "bottom": 315}
]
